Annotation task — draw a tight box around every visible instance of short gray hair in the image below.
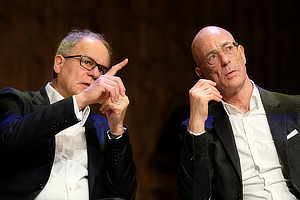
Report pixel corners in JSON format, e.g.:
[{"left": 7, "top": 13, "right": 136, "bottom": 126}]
[{"left": 52, "top": 29, "right": 113, "bottom": 79}]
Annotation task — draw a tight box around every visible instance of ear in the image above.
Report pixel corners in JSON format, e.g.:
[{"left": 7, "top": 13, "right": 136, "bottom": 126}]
[
  {"left": 195, "top": 67, "right": 206, "bottom": 79},
  {"left": 239, "top": 45, "right": 246, "bottom": 65},
  {"left": 53, "top": 55, "right": 65, "bottom": 74}
]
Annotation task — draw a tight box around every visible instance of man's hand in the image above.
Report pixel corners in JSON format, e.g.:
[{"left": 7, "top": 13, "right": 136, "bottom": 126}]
[
  {"left": 75, "top": 58, "right": 129, "bottom": 136},
  {"left": 75, "top": 58, "right": 128, "bottom": 110},
  {"left": 188, "top": 79, "right": 222, "bottom": 133},
  {"left": 100, "top": 95, "right": 129, "bottom": 136}
]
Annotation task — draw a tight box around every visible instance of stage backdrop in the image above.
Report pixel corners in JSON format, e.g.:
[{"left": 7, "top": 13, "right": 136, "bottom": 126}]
[{"left": 1, "top": 0, "right": 299, "bottom": 199}]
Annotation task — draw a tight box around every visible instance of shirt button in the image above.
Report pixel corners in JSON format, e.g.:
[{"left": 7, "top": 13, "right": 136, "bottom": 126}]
[
  {"left": 70, "top": 163, "right": 73, "bottom": 168},
  {"left": 69, "top": 187, "right": 72, "bottom": 191}
]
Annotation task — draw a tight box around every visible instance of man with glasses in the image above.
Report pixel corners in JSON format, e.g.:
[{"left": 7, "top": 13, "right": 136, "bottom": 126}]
[
  {"left": 177, "top": 26, "right": 300, "bottom": 199},
  {"left": 0, "top": 29, "right": 137, "bottom": 200}
]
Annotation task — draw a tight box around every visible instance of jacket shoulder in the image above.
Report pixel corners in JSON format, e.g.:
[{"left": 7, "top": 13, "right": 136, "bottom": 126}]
[
  {"left": 259, "top": 87, "right": 300, "bottom": 110},
  {"left": 0, "top": 87, "right": 39, "bottom": 100},
  {"left": 272, "top": 92, "right": 300, "bottom": 103}
]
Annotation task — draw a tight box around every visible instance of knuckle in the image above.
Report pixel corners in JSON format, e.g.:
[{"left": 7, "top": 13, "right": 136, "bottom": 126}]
[{"left": 189, "top": 90, "right": 196, "bottom": 97}]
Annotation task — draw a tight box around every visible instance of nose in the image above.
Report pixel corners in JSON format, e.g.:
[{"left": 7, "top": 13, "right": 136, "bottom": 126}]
[
  {"left": 88, "top": 67, "right": 101, "bottom": 79},
  {"left": 219, "top": 51, "right": 230, "bottom": 67}
]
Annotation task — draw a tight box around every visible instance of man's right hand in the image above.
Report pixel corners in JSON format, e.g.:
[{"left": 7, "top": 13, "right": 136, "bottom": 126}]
[
  {"left": 188, "top": 79, "right": 222, "bottom": 133},
  {"left": 75, "top": 59, "right": 128, "bottom": 111}
]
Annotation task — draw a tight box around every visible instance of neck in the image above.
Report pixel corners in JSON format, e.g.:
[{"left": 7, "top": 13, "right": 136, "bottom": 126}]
[
  {"left": 50, "top": 79, "right": 67, "bottom": 98},
  {"left": 51, "top": 79, "right": 58, "bottom": 91},
  {"left": 222, "top": 78, "right": 253, "bottom": 114}
]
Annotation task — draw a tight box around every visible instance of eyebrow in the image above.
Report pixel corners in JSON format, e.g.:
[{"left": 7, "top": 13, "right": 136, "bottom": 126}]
[
  {"left": 221, "top": 42, "right": 232, "bottom": 47},
  {"left": 204, "top": 42, "right": 234, "bottom": 57},
  {"left": 85, "top": 55, "right": 109, "bottom": 68}
]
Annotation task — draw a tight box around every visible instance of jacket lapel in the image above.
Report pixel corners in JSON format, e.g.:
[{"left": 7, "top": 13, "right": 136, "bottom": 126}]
[
  {"left": 209, "top": 103, "right": 242, "bottom": 181},
  {"left": 85, "top": 117, "right": 100, "bottom": 197},
  {"left": 32, "top": 87, "right": 50, "bottom": 107},
  {"left": 31, "top": 86, "right": 56, "bottom": 168}
]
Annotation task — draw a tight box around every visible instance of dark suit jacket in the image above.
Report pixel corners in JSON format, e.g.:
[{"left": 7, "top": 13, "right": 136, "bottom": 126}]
[
  {"left": 177, "top": 86, "right": 300, "bottom": 200},
  {"left": 0, "top": 86, "right": 137, "bottom": 200}
]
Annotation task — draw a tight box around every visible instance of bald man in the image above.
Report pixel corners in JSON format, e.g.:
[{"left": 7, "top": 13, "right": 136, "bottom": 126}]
[{"left": 177, "top": 26, "right": 300, "bottom": 199}]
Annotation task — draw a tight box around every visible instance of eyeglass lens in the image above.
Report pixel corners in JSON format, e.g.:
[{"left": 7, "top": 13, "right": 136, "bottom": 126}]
[
  {"left": 80, "top": 56, "right": 108, "bottom": 74},
  {"left": 205, "top": 43, "right": 238, "bottom": 66}
]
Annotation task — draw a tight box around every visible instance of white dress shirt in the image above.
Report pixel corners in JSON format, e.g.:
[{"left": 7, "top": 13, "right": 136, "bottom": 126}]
[
  {"left": 221, "top": 83, "right": 296, "bottom": 199},
  {"left": 35, "top": 83, "right": 90, "bottom": 200}
]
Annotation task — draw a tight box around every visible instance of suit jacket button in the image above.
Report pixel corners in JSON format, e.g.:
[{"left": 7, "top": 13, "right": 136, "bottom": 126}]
[{"left": 114, "top": 158, "right": 118, "bottom": 165}]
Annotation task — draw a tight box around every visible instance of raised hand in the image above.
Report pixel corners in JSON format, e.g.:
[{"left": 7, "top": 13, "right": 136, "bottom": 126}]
[
  {"left": 75, "top": 58, "right": 128, "bottom": 110},
  {"left": 188, "top": 79, "right": 222, "bottom": 133},
  {"left": 75, "top": 58, "right": 130, "bottom": 136}
]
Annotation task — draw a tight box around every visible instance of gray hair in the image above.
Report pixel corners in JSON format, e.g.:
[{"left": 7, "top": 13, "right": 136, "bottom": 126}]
[{"left": 52, "top": 29, "right": 113, "bottom": 79}]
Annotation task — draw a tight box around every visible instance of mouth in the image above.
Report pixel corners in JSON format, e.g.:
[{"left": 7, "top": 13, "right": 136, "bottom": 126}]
[
  {"left": 226, "top": 70, "right": 236, "bottom": 77},
  {"left": 81, "top": 83, "right": 91, "bottom": 87}
]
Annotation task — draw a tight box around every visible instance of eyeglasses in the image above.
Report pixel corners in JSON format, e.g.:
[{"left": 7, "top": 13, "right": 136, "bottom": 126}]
[
  {"left": 202, "top": 42, "right": 239, "bottom": 67},
  {"left": 63, "top": 55, "right": 109, "bottom": 75}
]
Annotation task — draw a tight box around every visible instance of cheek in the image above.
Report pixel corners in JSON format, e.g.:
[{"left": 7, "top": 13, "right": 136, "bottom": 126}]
[
  {"left": 60, "top": 70, "right": 81, "bottom": 89},
  {"left": 65, "top": 68, "right": 84, "bottom": 82},
  {"left": 237, "top": 55, "right": 247, "bottom": 68},
  {"left": 238, "top": 62, "right": 247, "bottom": 75},
  {"left": 205, "top": 69, "right": 221, "bottom": 80}
]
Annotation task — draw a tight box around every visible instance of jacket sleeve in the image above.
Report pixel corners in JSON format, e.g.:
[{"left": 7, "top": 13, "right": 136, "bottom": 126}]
[
  {"left": 177, "top": 121, "right": 211, "bottom": 200},
  {"left": 105, "top": 128, "right": 137, "bottom": 200},
  {"left": 0, "top": 89, "right": 78, "bottom": 153}
]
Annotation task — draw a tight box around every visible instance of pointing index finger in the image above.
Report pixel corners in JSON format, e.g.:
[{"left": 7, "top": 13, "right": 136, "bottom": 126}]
[{"left": 106, "top": 58, "right": 128, "bottom": 76}]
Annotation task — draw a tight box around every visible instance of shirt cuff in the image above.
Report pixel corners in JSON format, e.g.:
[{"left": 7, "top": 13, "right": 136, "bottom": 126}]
[
  {"left": 107, "top": 127, "right": 127, "bottom": 139},
  {"left": 188, "top": 129, "right": 206, "bottom": 136},
  {"left": 72, "top": 95, "right": 90, "bottom": 126}
]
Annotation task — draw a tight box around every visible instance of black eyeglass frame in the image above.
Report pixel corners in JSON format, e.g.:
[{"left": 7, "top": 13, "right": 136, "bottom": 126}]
[{"left": 63, "top": 55, "right": 109, "bottom": 74}]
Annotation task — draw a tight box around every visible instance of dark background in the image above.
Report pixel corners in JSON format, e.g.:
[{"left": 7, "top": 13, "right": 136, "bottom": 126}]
[{"left": 1, "top": 0, "right": 299, "bottom": 199}]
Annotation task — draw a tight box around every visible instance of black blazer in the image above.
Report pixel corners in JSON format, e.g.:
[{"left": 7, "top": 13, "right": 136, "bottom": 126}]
[
  {"left": 177, "top": 86, "right": 300, "bottom": 200},
  {"left": 0, "top": 86, "right": 137, "bottom": 200}
]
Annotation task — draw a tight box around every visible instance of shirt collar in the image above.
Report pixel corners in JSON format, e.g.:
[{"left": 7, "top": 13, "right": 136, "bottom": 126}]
[
  {"left": 45, "top": 82, "right": 64, "bottom": 105},
  {"left": 45, "top": 82, "right": 90, "bottom": 126},
  {"left": 221, "top": 80, "right": 262, "bottom": 115}
]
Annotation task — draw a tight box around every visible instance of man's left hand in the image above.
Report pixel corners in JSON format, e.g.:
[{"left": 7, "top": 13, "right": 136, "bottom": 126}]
[{"left": 99, "top": 95, "right": 129, "bottom": 136}]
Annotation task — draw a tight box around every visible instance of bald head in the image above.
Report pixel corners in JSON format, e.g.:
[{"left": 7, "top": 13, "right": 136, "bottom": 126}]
[{"left": 191, "top": 26, "right": 235, "bottom": 66}]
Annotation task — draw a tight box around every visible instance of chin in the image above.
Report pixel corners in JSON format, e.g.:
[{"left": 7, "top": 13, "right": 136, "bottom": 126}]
[
  {"left": 78, "top": 85, "right": 89, "bottom": 92},
  {"left": 71, "top": 88, "right": 84, "bottom": 96}
]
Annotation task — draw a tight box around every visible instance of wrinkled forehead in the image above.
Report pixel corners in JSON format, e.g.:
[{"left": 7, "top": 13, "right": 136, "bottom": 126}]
[{"left": 72, "top": 37, "right": 110, "bottom": 64}]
